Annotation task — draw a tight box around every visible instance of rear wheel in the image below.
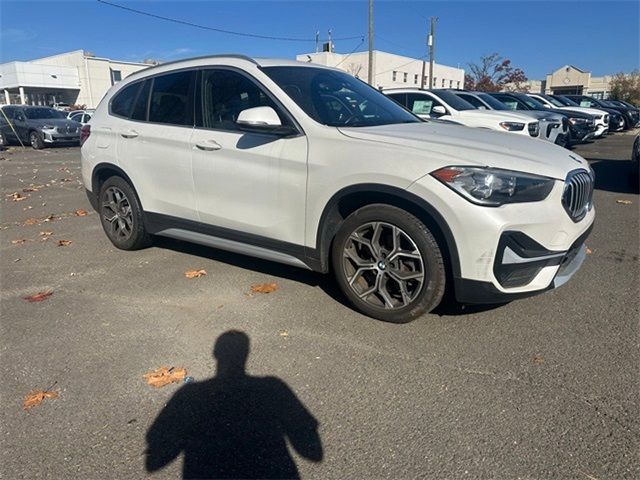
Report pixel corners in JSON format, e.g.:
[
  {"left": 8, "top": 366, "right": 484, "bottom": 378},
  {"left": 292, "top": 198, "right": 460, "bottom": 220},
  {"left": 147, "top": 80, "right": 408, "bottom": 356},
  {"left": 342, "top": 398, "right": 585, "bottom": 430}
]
[
  {"left": 332, "top": 204, "right": 446, "bottom": 323},
  {"left": 98, "top": 176, "right": 151, "bottom": 250}
]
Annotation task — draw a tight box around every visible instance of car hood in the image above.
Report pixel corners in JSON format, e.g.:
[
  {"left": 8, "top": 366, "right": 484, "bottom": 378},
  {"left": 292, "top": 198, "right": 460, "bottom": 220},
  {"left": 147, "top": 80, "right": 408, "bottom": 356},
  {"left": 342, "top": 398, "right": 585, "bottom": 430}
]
[
  {"left": 458, "top": 109, "right": 534, "bottom": 123},
  {"left": 506, "top": 109, "right": 564, "bottom": 121},
  {"left": 338, "top": 122, "right": 588, "bottom": 180},
  {"left": 28, "top": 118, "right": 80, "bottom": 129},
  {"left": 558, "top": 106, "right": 607, "bottom": 117}
]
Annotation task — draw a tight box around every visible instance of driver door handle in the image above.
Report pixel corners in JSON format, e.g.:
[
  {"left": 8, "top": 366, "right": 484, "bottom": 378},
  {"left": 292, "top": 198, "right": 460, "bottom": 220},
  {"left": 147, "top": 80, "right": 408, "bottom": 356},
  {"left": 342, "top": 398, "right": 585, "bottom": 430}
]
[
  {"left": 194, "top": 140, "right": 222, "bottom": 151},
  {"left": 120, "top": 129, "right": 138, "bottom": 139}
]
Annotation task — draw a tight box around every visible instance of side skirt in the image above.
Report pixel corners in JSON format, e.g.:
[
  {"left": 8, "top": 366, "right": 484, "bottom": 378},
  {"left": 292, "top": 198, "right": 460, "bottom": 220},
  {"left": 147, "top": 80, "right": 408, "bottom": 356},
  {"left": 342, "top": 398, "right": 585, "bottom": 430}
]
[{"left": 144, "top": 212, "right": 323, "bottom": 272}]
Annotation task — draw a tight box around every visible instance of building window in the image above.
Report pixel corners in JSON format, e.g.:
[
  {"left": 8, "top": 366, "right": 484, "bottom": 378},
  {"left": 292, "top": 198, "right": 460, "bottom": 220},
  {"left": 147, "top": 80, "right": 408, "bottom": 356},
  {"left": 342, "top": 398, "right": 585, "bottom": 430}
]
[
  {"left": 442, "top": 78, "right": 445, "bottom": 88},
  {"left": 111, "top": 69, "right": 122, "bottom": 85},
  {"left": 449, "top": 80, "right": 453, "bottom": 88},
  {"left": 423, "top": 76, "right": 428, "bottom": 86},
  {"left": 392, "top": 71, "right": 397, "bottom": 82},
  {"left": 414, "top": 74, "right": 418, "bottom": 84},
  {"left": 433, "top": 77, "right": 437, "bottom": 87},
  {"left": 403, "top": 72, "right": 408, "bottom": 83},
  {"left": 457, "top": 81, "right": 460, "bottom": 88}
]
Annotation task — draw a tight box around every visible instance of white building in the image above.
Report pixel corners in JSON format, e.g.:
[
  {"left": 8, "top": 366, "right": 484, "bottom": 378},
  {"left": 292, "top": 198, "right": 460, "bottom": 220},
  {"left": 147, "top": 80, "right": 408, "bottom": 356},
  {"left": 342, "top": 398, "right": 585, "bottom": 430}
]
[
  {"left": 0, "top": 50, "right": 154, "bottom": 108},
  {"left": 296, "top": 49, "right": 465, "bottom": 90}
]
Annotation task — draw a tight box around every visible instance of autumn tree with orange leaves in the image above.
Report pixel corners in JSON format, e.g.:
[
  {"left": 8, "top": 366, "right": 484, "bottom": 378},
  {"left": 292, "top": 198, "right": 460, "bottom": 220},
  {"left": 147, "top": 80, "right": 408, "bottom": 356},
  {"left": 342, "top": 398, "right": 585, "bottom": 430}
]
[{"left": 464, "top": 53, "right": 529, "bottom": 92}]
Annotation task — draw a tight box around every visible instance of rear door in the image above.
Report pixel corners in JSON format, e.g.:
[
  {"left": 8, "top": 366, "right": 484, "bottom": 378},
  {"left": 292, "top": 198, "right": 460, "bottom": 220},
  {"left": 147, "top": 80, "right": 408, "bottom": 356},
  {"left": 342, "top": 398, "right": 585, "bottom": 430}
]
[
  {"left": 115, "top": 71, "right": 198, "bottom": 220},
  {"left": 190, "top": 68, "right": 307, "bottom": 245}
]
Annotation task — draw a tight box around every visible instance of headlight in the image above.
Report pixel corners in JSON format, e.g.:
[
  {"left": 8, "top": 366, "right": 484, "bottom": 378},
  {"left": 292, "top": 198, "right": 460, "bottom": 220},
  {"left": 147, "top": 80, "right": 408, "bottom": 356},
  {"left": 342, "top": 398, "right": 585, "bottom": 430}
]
[
  {"left": 499, "top": 121, "right": 525, "bottom": 131},
  {"left": 42, "top": 125, "right": 55, "bottom": 130},
  {"left": 569, "top": 118, "right": 587, "bottom": 125},
  {"left": 431, "top": 167, "right": 555, "bottom": 206}
]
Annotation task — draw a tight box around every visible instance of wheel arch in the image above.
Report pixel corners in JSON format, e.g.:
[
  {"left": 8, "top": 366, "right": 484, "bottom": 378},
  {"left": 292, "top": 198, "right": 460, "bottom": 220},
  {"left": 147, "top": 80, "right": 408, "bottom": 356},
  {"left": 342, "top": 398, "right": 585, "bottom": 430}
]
[
  {"left": 89, "top": 163, "right": 140, "bottom": 211},
  {"left": 312, "top": 184, "right": 461, "bottom": 279}
]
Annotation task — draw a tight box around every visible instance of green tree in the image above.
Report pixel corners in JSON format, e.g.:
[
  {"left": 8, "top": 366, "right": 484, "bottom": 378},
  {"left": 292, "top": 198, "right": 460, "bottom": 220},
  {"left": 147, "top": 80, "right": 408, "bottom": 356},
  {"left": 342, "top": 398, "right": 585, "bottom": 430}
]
[
  {"left": 609, "top": 70, "right": 640, "bottom": 105},
  {"left": 464, "top": 53, "right": 528, "bottom": 92}
]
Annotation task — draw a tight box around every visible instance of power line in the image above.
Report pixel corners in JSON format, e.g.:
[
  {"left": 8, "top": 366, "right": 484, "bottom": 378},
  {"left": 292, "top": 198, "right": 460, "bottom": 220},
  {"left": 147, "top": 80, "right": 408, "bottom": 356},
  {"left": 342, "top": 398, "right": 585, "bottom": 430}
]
[
  {"left": 375, "top": 55, "right": 428, "bottom": 77},
  {"left": 334, "top": 38, "right": 366, "bottom": 68},
  {"left": 97, "top": 0, "right": 363, "bottom": 43}
]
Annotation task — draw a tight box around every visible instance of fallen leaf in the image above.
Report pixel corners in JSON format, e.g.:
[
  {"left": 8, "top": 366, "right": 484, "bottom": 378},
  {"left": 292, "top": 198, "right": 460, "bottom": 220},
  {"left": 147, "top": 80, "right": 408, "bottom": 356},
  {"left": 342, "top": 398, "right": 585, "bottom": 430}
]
[
  {"left": 251, "top": 282, "right": 278, "bottom": 294},
  {"left": 184, "top": 269, "right": 207, "bottom": 279},
  {"left": 279, "top": 330, "right": 289, "bottom": 338},
  {"left": 533, "top": 356, "right": 545, "bottom": 364},
  {"left": 23, "top": 390, "right": 59, "bottom": 410},
  {"left": 144, "top": 366, "right": 187, "bottom": 388},
  {"left": 57, "top": 240, "right": 73, "bottom": 247},
  {"left": 24, "top": 218, "right": 39, "bottom": 225},
  {"left": 8, "top": 192, "right": 27, "bottom": 202},
  {"left": 586, "top": 247, "right": 593, "bottom": 254},
  {"left": 11, "top": 239, "right": 27, "bottom": 245},
  {"left": 22, "top": 187, "right": 39, "bottom": 192},
  {"left": 75, "top": 209, "right": 88, "bottom": 217},
  {"left": 23, "top": 290, "right": 54, "bottom": 302},
  {"left": 60, "top": 178, "right": 72, "bottom": 182},
  {"left": 43, "top": 214, "right": 58, "bottom": 223},
  {"left": 40, "top": 231, "right": 53, "bottom": 240},
  {"left": 616, "top": 199, "right": 632, "bottom": 205}
]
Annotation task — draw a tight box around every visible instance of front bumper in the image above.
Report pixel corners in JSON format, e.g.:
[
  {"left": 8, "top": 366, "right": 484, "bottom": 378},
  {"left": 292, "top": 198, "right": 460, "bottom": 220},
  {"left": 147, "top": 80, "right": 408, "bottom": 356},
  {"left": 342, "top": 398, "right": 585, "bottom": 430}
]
[
  {"left": 42, "top": 130, "right": 80, "bottom": 144},
  {"left": 407, "top": 173, "right": 595, "bottom": 305}
]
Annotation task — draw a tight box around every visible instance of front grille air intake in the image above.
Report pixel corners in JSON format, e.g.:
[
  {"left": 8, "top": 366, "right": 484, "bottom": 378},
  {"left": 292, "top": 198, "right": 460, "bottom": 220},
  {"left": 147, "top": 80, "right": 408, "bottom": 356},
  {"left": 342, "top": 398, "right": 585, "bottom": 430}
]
[
  {"left": 562, "top": 170, "right": 594, "bottom": 222},
  {"left": 528, "top": 122, "right": 539, "bottom": 137}
]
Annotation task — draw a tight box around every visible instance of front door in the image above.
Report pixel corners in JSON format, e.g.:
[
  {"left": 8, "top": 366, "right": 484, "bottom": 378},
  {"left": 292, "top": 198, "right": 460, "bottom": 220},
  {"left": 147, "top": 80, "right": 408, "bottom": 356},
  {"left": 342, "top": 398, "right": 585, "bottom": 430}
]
[{"left": 190, "top": 68, "right": 307, "bottom": 246}]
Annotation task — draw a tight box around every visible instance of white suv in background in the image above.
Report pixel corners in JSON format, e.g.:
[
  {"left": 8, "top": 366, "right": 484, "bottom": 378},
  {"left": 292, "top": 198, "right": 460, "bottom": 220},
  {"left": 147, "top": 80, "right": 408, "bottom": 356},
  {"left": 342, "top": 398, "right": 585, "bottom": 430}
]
[
  {"left": 81, "top": 55, "right": 594, "bottom": 323},
  {"left": 384, "top": 88, "right": 541, "bottom": 138},
  {"left": 528, "top": 93, "right": 609, "bottom": 138},
  {"left": 451, "top": 90, "right": 569, "bottom": 147}
]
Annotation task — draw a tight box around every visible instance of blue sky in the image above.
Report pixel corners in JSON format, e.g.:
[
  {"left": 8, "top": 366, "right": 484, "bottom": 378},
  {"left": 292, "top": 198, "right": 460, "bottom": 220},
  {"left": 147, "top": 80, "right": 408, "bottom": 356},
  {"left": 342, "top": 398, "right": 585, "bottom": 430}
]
[{"left": 1, "top": 0, "right": 638, "bottom": 79}]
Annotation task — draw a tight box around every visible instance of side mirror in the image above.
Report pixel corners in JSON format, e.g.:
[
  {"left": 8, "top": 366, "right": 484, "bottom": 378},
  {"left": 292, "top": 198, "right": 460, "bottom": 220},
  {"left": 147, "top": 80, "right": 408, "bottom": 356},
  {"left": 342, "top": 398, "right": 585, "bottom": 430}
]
[
  {"left": 432, "top": 105, "right": 447, "bottom": 115},
  {"left": 236, "top": 106, "right": 296, "bottom": 136}
]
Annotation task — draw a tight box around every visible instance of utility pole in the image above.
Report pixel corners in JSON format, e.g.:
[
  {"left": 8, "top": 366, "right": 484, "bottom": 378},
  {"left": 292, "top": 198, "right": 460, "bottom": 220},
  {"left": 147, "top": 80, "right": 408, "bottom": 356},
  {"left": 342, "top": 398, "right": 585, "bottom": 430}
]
[
  {"left": 315, "top": 31, "right": 320, "bottom": 53},
  {"left": 428, "top": 16, "right": 437, "bottom": 89},
  {"left": 368, "top": 0, "right": 374, "bottom": 85},
  {"left": 420, "top": 21, "right": 427, "bottom": 89}
]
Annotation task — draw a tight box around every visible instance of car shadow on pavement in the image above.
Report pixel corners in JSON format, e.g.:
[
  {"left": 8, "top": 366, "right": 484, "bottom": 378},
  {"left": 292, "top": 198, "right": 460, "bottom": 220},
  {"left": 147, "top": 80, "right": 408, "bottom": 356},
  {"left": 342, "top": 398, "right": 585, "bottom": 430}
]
[
  {"left": 590, "top": 159, "right": 639, "bottom": 195},
  {"left": 145, "top": 330, "right": 323, "bottom": 479}
]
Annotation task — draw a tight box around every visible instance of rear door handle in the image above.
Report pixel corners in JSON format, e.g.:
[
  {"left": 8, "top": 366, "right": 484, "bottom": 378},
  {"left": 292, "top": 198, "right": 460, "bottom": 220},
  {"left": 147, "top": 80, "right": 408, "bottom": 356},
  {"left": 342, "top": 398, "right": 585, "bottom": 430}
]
[
  {"left": 120, "top": 129, "right": 138, "bottom": 139},
  {"left": 194, "top": 140, "right": 222, "bottom": 151}
]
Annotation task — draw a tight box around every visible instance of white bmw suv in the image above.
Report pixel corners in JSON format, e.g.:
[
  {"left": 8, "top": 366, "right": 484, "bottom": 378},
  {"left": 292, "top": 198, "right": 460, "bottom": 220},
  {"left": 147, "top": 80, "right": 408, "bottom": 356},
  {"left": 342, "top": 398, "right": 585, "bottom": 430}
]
[{"left": 81, "top": 55, "right": 595, "bottom": 323}]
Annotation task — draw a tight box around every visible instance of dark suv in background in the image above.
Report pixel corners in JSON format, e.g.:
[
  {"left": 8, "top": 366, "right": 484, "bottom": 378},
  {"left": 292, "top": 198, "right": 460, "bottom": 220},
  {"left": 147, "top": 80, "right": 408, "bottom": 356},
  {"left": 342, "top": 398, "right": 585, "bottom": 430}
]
[
  {"left": 0, "top": 105, "right": 81, "bottom": 149},
  {"left": 564, "top": 95, "right": 638, "bottom": 130}
]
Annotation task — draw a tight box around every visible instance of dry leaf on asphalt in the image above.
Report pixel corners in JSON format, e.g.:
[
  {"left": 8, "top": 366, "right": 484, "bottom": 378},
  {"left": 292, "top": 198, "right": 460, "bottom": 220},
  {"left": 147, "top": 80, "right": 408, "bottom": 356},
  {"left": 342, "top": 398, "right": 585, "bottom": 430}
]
[
  {"left": 279, "top": 330, "right": 289, "bottom": 338},
  {"left": 23, "top": 390, "right": 59, "bottom": 410},
  {"left": 23, "top": 290, "right": 54, "bottom": 302},
  {"left": 533, "top": 356, "right": 545, "bottom": 364},
  {"left": 40, "top": 231, "right": 53, "bottom": 241},
  {"left": 251, "top": 282, "right": 278, "bottom": 294},
  {"left": 8, "top": 192, "right": 27, "bottom": 202},
  {"left": 11, "top": 239, "right": 27, "bottom": 245},
  {"left": 57, "top": 240, "right": 73, "bottom": 247},
  {"left": 43, "top": 214, "right": 58, "bottom": 223},
  {"left": 586, "top": 247, "right": 593, "bottom": 254},
  {"left": 184, "top": 269, "right": 207, "bottom": 279},
  {"left": 22, "top": 187, "right": 39, "bottom": 192},
  {"left": 75, "top": 209, "right": 88, "bottom": 217},
  {"left": 144, "top": 366, "right": 187, "bottom": 388},
  {"left": 24, "top": 218, "right": 39, "bottom": 225},
  {"left": 616, "top": 199, "right": 632, "bottom": 205}
]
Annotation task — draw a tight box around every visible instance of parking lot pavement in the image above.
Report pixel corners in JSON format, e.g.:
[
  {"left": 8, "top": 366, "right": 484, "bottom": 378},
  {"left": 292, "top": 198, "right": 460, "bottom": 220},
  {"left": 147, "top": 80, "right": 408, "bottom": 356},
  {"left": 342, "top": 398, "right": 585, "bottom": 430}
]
[{"left": 1, "top": 133, "right": 638, "bottom": 479}]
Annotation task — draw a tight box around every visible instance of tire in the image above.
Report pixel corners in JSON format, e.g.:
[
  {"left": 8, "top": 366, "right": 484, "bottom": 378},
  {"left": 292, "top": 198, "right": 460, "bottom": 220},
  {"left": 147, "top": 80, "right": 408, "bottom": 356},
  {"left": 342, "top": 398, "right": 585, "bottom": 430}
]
[
  {"left": 331, "top": 204, "right": 446, "bottom": 323},
  {"left": 30, "top": 131, "right": 45, "bottom": 150},
  {"left": 98, "top": 176, "right": 152, "bottom": 250}
]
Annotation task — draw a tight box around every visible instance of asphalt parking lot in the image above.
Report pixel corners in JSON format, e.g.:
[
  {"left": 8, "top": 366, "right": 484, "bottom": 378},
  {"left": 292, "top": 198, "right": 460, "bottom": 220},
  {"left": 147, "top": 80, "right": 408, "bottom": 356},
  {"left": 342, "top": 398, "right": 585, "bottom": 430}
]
[{"left": 1, "top": 132, "right": 638, "bottom": 479}]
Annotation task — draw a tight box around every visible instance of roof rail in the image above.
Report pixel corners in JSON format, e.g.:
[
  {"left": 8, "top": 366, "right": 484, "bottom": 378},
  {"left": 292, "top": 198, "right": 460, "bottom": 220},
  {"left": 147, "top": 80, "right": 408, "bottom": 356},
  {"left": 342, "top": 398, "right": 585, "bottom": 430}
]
[{"left": 142, "top": 53, "right": 258, "bottom": 71}]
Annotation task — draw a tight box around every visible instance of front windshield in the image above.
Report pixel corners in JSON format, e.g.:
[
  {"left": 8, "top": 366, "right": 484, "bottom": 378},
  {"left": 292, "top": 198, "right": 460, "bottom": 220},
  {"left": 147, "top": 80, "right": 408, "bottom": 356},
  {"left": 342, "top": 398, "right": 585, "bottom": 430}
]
[
  {"left": 262, "top": 66, "right": 420, "bottom": 127},
  {"left": 554, "top": 95, "right": 580, "bottom": 107},
  {"left": 24, "top": 108, "right": 66, "bottom": 120},
  {"left": 431, "top": 90, "right": 475, "bottom": 111},
  {"left": 541, "top": 94, "right": 564, "bottom": 107},
  {"left": 477, "top": 93, "right": 509, "bottom": 110}
]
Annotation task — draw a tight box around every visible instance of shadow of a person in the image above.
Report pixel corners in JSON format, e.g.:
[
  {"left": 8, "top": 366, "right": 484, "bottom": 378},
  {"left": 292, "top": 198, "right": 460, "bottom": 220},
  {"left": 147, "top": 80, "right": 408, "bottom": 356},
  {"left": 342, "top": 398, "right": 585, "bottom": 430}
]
[{"left": 145, "top": 330, "right": 323, "bottom": 479}]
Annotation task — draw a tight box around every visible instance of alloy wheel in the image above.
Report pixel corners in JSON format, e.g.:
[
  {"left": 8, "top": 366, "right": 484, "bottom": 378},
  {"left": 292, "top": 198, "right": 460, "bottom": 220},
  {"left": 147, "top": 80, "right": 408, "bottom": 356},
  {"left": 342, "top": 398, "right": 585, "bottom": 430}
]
[
  {"left": 342, "top": 221, "right": 425, "bottom": 310},
  {"left": 102, "top": 186, "right": 134, "bottom": 240}
]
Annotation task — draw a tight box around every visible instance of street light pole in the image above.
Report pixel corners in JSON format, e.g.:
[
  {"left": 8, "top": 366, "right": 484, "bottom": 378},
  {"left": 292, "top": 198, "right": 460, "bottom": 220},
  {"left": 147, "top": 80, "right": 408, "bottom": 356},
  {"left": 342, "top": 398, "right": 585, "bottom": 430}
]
[
  {"left": 368, "top": 0, "right": 374, "bottom": 85},
  {"left": 428, "top": 16, "right": 437, "bottom": 89}
]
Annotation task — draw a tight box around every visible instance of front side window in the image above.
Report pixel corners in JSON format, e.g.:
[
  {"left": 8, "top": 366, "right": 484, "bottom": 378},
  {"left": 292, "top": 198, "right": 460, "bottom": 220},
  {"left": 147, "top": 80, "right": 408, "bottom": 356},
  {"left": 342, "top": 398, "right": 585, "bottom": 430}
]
[
  {"left": 70, "top": 113, "right": 83, "bottom": 122},
  {"left": 149, "top": 71, "right": 194, "bottom": 126},
  {"left": 457, "top": 93, "right": 486, "bottom": 109},
  {"left": 493, "top": 95, "right": 526, "bottom": 110},
  {"left": 198, "top": 69, "right": 289, "bottom": 131},
  {"left": 262, "top": 66, "right": 420, "bottom": 127},
  {"left": 406, "top": 93, "right": 440, "bottom": 115},
  {"left": 111, "top": 82, "right": 142, "bottom": 118}
]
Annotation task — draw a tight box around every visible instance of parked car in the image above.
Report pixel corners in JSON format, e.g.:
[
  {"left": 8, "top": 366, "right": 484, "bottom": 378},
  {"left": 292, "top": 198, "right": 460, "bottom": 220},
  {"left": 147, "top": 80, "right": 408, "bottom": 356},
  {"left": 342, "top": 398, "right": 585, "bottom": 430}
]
[
  {"left": 602, "top": 100, "right": 640, "bottom": 128},
  {"left": 451, "top": 90, "right": 569, "bottom": 147},
  {"left": 528, "top": 93, "right": 609, "bottom": 138},
  {"left": 384, "top": 88, "right": 540, "bottom": 137},
  {"left": 564, "top": 95, "right": 638, "bottom": 130},
  {"left": 68, "top": 109, "right": 94, "bottom": 125},
  {"left": 81, "top": 55, "right": 595, "bottom": 323},
  {"left": 0, "top": 105, "right": 81, "bottom": 148},
  {"left": 632, "top": 134, "right": 640, "bottom": 189},
  {"left": 488, "top": 92, "right": 597, "bottom": 145},
  {"left": 51, "top": 102, "right": 71, "bottom": 111},
  {"left": 550, "top": 95, "right": 625, "bottom": 132}
]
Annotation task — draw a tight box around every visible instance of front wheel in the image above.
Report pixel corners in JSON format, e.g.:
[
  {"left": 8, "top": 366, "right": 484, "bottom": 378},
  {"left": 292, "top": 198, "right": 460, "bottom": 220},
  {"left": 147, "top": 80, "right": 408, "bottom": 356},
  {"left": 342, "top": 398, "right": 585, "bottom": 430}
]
[
  {"left": 98, "top": 176, "right": 152, "bottom": 250},
  {"left": 331, "top": 204, "right": 446, "bottom": 323},
  {"left": 30, "top": 131, "right": 44, "bottom": 149}
]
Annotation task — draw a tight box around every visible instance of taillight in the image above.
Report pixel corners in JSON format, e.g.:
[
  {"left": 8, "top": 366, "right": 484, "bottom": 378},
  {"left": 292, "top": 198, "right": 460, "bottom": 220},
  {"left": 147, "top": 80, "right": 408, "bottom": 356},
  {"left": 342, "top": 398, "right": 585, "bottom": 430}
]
[{"left": 80, "top": 124, "right": 91, "bottom": 146}]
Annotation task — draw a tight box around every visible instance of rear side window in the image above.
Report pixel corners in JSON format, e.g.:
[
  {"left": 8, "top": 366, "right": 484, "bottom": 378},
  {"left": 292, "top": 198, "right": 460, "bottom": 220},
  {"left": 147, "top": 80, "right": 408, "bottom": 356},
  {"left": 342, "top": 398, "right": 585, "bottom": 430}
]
[
  {"left": 131, "top": 80, "right": 151, "bottom": 121},
  {"left": 111, "top": 82, "right": 141, "bottom": 118},
  {"left": 149, "top": 71, "right": 194, "bottom": 126}
]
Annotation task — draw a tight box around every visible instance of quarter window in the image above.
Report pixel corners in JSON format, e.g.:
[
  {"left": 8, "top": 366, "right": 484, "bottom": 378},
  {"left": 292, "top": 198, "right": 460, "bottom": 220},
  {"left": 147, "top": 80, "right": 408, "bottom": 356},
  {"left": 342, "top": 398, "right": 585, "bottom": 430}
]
[
  {"left": 198, "top": 69, "right": 288, "bottom": 131},
  {"left": 131, "top": 80, "right": 151, "bottom": 121},
  {"left": 149, "top": 71, "right": 194, "bottom": 126},
  {"left": 111, "top": 82, "right": 141, "bottom": 118}
]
